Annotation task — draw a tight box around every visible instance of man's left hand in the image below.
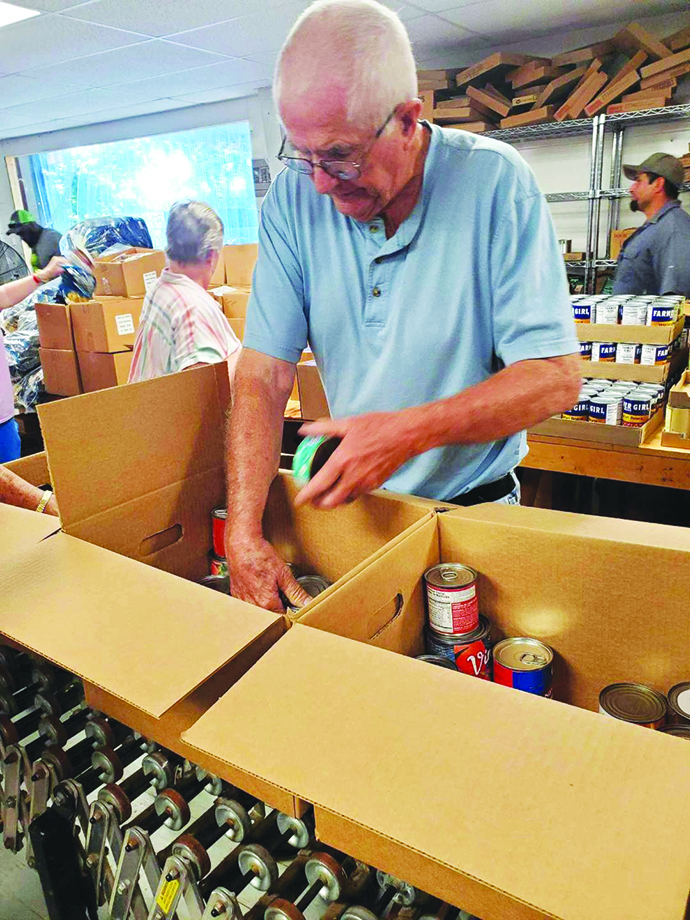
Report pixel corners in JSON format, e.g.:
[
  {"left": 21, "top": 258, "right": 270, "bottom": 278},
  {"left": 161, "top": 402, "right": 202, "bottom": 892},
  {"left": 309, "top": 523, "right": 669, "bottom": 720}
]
[{"left": 295, "top": 412, "right": 416, "bottom": 509}]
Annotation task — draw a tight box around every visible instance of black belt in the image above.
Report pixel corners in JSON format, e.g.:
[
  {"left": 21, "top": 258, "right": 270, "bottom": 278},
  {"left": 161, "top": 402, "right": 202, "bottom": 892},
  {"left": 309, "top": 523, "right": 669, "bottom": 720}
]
[{"left": 448, "top": 473, "right": 515, "bottom": 507}]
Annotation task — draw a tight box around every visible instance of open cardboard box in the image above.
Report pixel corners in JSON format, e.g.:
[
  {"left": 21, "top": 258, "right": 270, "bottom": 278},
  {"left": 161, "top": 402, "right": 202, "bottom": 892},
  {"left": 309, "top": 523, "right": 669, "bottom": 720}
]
[
  {"left": 70, "top": 296, "right": 143, "bottom": 353},
  {"left": 4, "top": 451, "right": 50, "bottom": 487},
  {"left": 531, "top": 405, "right": 664, "bottom": 445},
  {"left": 296, "top": 360, "right": 330, "bottom": 420},
  {"left": 575, "top": 315, "right": 684, "bottom": 345},
  {"left": 93, "top": 248, "right": 165, "bottom": 298},
  {"left": 183, "top": 504, "right": 690, "bottom": 920},
  {"left": 584, "top": 346, "right": 688, "bottom": 383}
]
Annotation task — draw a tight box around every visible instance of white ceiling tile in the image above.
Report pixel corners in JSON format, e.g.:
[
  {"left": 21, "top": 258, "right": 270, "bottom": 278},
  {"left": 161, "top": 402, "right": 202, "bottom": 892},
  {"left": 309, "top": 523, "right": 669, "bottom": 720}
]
[
  {"left": 3, "top": 85, "right": 144, "bottom": 122},
  {"left": 0, "top": 73, "right": 84, "bottom": 105},
  {"left": 6, "top": 0, "right": 91, "bottom": 10},
  {"left": 166, "top": 1, "right": 311, "bottom": 58},
  {"left": 63, "top": 0, "right": 302, "bottom": 38},
  {"left": 0, "top": 15, "right": 146, "bottom": 73},
  {"left": 22, "top": 39, "right": 229, "bottom": 90},
  {"left": 403, "top": 0, "right": 480, "bottom": 12},
  {"left": 376, "top": 0, "right": 428, "bottom": 22},
  {"left": 171, "top": 79, "right": 268, "bottom": 105},
  {"left": 242, "top": 48, "right": 281, "bottom": 66},
  {"left": 109, "top": 58, "right": 274, "bottom": 103},
  {"left": 405, "top": 14, "right": 477, "bottom": 48}
]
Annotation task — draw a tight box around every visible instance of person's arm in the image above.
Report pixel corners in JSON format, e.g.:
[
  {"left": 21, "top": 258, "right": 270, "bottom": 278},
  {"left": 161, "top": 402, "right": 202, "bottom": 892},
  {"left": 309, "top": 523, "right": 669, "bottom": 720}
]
[
  {"left": 225, "top": 349, "right": 310, "bottom": 612},
  {"left": 0, "top": 257, "right": 65, "bottom": 311},
  {"left": 296, "top": 353, "right": 580, "bottom": 507},
  {"left": 0, "top": 467, "right": 58, "bottom": 515}
]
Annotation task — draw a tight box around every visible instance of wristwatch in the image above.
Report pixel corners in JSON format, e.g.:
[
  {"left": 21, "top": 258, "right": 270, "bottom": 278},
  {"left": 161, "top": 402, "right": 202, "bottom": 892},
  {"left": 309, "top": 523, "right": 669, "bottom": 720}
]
[{"left": 36, "top": 490, "right": 52, "bottom": 514}]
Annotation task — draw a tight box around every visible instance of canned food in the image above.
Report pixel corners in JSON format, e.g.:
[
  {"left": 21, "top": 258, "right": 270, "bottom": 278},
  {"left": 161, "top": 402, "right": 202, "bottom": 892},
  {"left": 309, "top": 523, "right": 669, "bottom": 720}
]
[
  {"left": 599, "top": 683, "right": 666, "bottom": 728},
  {"left": 667, "top": 682, "right": 690, "bottom": 724},
  {"left": 647, "top": 303, "right": 675, "bottom": 325},
  {"left": 424, "top": 564, "right": 479, "bottom": 636},
  {"left": 589, "top": 394, "right": 622, "bottom": 425},
  {"left": 572, "top": 302, "right": 593, "bottom": 323},
  {"left": 621, "top": 302, "right": 648, "bottom": 325},
  {"left": 211, "top": 507, "right": 227, "bottom": 557},
  {"left": 578, "top": 341, "right": 592, "bottom": 360},
  {"left": 198, "top": 574, "right": 231, "bottom": 594},
  {"left": 591, "top": 342, "right": 616, "bottom": 362},
  {"left": 640, "top": 344, "right": 669, "bottom": 366},
  {"left": 415, "top": 654, "right": 457, "bottom": 670},
  {"left": 562, "top": 394, "right": 590, "bottom": 421},
  {"left": 493, "top": 637, "right": 553, "bottom": 697},
  {"left": 659, "top": 724, "right": 690, "bottom": 739},
  {"left": 208, "top": 551, "right": 228, "bottom": 578},
  {"left": 425, "top": 617, "right": 492, "bottom": 680},
  {"left": 287, "top": 573, "right": 332, "bottom": 613},
  {"left": 622, "top": 394, "right": 652, "bottom": 428},
  {"left": 292, "top": 436, "right": 341, "bottom": 488},
  {"left": 594, "top": 301, "right": 619, "bottom": 324},
  {"left": 615, "top": 342, "right": 641, "bottom": 364}
]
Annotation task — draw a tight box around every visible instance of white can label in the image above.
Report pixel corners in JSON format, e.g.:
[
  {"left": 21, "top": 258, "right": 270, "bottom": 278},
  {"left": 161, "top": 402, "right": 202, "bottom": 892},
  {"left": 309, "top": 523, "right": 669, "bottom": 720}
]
[
  {"left": 616, "top": 343, "right": 639, "bottom": 364},
  {"left": 605, "top": 402, "right": 622, "bottom": 425},
  {"left": 115, "top": 313, "right": 135, "bottom": 335},
  {"left": 143, "top": 270, "right": 158, "bottom": 291},
  {"left": 427, "top": 584, "right": 478, "bottom": 635}
]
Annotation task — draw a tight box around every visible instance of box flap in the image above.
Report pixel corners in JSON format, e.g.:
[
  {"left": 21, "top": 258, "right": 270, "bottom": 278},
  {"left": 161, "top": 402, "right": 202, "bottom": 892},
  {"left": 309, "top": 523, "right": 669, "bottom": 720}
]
[
  {"left": 0, "top": 503, "right": 60, "bottom": 552},
  {"left": 38, "top": 363, "right": 228, "bottom": 533},
  {"left": 0, "top": 531, "right": 279, "bottom": 718},
  {"left": 4, "top": 451, "right": 50, "bottom": 487},
  {"left": 183, "top": 625, "right": 690, "bottom": 920}
]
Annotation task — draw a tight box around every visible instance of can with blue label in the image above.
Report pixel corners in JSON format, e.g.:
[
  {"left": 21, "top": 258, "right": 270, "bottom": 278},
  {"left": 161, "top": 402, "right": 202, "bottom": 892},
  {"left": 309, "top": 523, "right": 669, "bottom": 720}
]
[
  {"left": 573, "top": 302, "right": 593, "bottom": 323},
  {"left": 492, "top": 638, "right": 553, "bottom": 697},
  {"left": 622, "top": 393, "right": 653, "bottom": 428},
  {"left": 579, "top": 341, "right": 592, "bottom": 360},
  {"left": 640, "top": 344, "right": 669, "bottom": 366},
  {"left": 591, "top": 342, "right": 616, "bottom": 362},
  {"left": 562, "top": 393, "right": 590, "bottom": 420},
  {"left": 647, "top": 303, "right": 675, "bottom": 326}
]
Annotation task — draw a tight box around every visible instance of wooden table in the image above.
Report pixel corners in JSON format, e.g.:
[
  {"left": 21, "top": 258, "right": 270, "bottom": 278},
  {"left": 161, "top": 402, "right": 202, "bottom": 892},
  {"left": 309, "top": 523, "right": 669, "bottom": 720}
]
[{"left": 523, "top": 429, "right": 690, "bottom": 490}]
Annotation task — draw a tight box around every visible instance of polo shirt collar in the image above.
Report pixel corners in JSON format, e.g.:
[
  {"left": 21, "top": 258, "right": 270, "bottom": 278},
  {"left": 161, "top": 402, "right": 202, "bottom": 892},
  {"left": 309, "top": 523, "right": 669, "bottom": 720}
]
[{"left": 648, "top": 200, "right": 681, "bottom": 224}]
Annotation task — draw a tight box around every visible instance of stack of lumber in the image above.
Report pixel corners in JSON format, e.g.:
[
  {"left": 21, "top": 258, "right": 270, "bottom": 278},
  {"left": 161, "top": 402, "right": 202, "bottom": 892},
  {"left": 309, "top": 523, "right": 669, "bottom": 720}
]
[{"left": 419, "top": 21, "right": 690, "bottom": 132}]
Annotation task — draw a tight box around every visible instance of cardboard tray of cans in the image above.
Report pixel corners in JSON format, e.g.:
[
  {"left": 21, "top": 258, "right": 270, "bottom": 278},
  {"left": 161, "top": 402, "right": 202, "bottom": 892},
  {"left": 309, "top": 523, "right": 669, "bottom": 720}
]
[
  {"left": 575, "top": 316, "right": 684, "bottom": 345},
  {"left": 584, "top": 346, "right": 688, "bottom": 383},
  {"left": 531, "top": 405, "right": 664, "bottom": 446},
  {"left": 661, "top": 370, "right": 690, "bottom": 449}
]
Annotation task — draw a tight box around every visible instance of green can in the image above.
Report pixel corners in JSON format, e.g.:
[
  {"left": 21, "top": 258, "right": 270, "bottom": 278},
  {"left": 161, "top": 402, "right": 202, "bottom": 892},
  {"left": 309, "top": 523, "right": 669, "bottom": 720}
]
[{"left": 292, "top": 436, "right": 341, "bottom": 487}]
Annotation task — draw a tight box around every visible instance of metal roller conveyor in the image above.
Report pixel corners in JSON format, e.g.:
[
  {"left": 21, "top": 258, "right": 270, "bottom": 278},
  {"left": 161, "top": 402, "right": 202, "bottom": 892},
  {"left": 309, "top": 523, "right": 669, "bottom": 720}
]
[
  {"left": 85, "top": 716, "right": 130, "bottom": 750},
  {"left": 199, "top": 840, "right": 279, "bottom": 901},
  {"left": 264, "top": 851, "right": 356, "bottom": 920},
  {"left": 91, "top": 737, "right": 149, "bottom": 785},
  {"left": 242, "top": 851, "right": 311, "bottom": 920}
]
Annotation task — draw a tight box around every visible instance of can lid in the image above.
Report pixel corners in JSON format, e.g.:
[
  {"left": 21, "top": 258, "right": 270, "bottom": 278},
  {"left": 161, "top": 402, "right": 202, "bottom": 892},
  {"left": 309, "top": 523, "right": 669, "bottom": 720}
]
[
  {"left": 212, "top": 507, "right": 227, "bottom": 521},
  {"left": 667, "top": 682, "right": 690, "bottom": 720},
  {"left": 297, "top": 574, "right": 331, "bottom": 597},
  {"left": 415, "top": 655, "right": 457, "bottom": 670},
  {"left": 493, "top": 637, "right": 553, "bottom": 671},
  {"left": 424, "top": 563, "right": 477, "bottom": 589},
  {"left": 659, "top": 724, "right": 690, "bottom": 738},
  {"left": 599, "top": 683, "right": 667, "bottom": 723}
]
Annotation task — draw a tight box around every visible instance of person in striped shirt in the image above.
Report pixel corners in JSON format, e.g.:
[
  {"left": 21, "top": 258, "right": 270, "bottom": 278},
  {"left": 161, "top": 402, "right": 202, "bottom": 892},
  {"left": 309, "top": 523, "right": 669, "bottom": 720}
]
[{"left": 129, "top": 201, "right": 241, "bottom": 383}]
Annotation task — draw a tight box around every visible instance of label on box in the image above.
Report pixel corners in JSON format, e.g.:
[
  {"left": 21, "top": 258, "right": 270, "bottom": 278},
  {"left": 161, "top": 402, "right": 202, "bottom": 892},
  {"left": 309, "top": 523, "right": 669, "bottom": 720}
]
[
  {"left": 115, "top": 313, "right": 135, "bottom": 336},
  {"left": 143, "top": 271, "right": 158, "bottom": 292}
]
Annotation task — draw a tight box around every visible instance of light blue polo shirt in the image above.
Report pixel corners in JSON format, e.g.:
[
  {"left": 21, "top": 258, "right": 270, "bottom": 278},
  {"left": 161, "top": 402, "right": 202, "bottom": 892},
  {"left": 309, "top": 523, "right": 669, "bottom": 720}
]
[{"left": 244, "top": 123, "right": 578, "bottom": 501}]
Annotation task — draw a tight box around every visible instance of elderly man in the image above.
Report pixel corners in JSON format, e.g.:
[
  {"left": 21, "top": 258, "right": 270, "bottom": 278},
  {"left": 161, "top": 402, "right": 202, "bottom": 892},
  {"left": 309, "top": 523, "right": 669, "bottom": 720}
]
[
  {"left": 613, "top": 153, "right": 690, "bottom": 297},
  {"left": 226, "top": 0, "right": 581, "bottom": 612},
  {"left": 129, "top": 201, "right": 241, "bottom": 383}
]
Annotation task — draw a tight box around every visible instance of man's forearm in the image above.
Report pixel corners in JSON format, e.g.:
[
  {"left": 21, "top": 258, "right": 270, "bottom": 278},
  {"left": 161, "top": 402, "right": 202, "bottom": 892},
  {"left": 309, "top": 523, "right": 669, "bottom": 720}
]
[
  {"left": 0, "top": 467, "right": 57, "bottom": 514},
  {"left": 403, "top": 354, "right": 582, "bottom": 454},
  {"left": 226, "top": 351, "right": 295, "bottom": 539}
]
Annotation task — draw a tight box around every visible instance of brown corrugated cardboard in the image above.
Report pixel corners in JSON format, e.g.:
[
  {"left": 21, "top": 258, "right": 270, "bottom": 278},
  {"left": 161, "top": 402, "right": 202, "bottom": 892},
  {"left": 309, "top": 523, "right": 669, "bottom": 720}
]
[
  {"left": 530, "top": 407, "right": 663, "bottom": 445},
  {"left": 182, "top": 621, "right": 690, "bottom": 920},
  {"left": 667, "top": 369, "right": 690, "bottom": 408},
  {"left": 209, "top": 285, "right": 251, "bottom": 318},
  {"left": 210, "top": 254, "right": 225, "bottom": 287},
  {"left": 39, "top": 347, "right": 82, "bottom": 396},
  {"left": 70, "top": 297, "right": 143, "bottom": 353},
  {"left": 224, "top": 244, "right": 258, "bottom": 286},
  {"left": 228, "top": 317, "right": 244, "bottom": 341},
  {"left": 77, "top": 350, "right": 133, "bottom": 392},
  {"left": 296, "top": 361, "right": 329, "bottom": 420},
  {"left": 35, "top": 302, "right": 75, "bottom": 350},
  {"left": 4, "top": 451, "right": 49, "bottom": 487},
  {"left": 94, "top": 248, "right": 165, "bottom": 298},
  {"left": 586, "top": 345, "right": 687, "bottom": 382},
  {"left": 575, "top": 315, "right": 683, "bottom": 344},
  {"left": 0, "top": 503, "right": 60, "bottom": 555},
  {"left": 610, "top": 227, "right": 637, "bottom": 259}
]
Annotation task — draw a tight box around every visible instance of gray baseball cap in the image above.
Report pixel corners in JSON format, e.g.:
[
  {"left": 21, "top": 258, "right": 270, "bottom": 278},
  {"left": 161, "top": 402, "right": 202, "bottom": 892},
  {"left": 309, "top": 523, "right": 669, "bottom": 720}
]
[{"left": 623, "top": 152, "right": 684, "bottom": 189}]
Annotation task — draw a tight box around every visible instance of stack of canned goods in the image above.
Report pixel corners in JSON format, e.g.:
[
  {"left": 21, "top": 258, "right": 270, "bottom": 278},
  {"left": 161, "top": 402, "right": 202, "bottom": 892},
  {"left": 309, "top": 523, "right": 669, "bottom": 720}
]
[
  {"left": 571, "top": 293, "right": 684, "bottom": 327},
  {"left": 599, "top": 680, "right": 690, "bottom": 737},
  {"left": 563, "top": 377, "right": 665, "bottom": 427}
]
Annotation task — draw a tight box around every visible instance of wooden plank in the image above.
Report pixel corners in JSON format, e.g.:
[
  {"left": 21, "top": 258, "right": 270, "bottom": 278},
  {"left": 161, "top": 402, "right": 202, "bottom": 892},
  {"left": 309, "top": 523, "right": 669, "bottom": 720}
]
[
  {"left": 612, "top": 22, "right": 673, "bottom": 60},
  {"left": 638, "top": 74, "right": 677, "bottom": 92},
  {"left": 552, "top": 41, "right": 614, "bottom": 67},
  {"left": 466, "top": 84, "right": 510, "bottom": 117},
  {"left": 584, "top": 69, "right": 640, "bottom": 117},
  {"left": 445, "top": 121, "right": 496, "bottom": 133},
  {"left": 555, "top": 69, "right": 606, "bottom": 121},
  {"left": 500, "top": 105, "right": 554, "bottom": 129},
  {"left": 418, "top": 90, "right": 434, "bottom": 122},
  {"left": 607, "top": 95, "right": 670, "bottom": 114},
  {"left": 433, "top": 105, "right": 494, "bottom": 124},
  {"left": 621, "top": 88, "right": 673, "bottom": 104},
  {"left": 531, "top": 65, "right": 588, "bottom": 110},
  {"left": 507, "top": 61, "right": 563, "bottom": 88},
  {"left": 608, "top": 50, "right": 648, "bottom": 87},
  {"left": 512, "top": 88, "right": 546, "bottom": 107},
  {"left": 455, "top": 52, "right": 536, "bottom": 87},
  {"left": 640, "top": 60, "right": 690, "bottom": 89},
  {"left": 664, "top": 26, "right": 690, "bottom": 53},
  {"left": 640, "top": 46, "right": 690, "bottom": 79},
  {"left": 434, "top": 95, "right": 497, "bottom": 120}
]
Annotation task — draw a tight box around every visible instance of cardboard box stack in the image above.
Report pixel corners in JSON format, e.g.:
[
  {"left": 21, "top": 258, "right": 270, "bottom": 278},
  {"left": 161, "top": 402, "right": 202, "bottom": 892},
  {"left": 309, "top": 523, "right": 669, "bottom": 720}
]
[
  {"left": 35, "top": 301, "right": 82, "bottom": 397},
  {"left": 209, "top": 243, "right": 258, "bottom": 342},
  {"left": 421, "top": 21, "right": 690, "bottom": 131},
  {"left": 93, "top": 248, "right": 165, "bottom": 298},
  {"left": 71, "top": 296, "right": 143, "bottom": 392}
]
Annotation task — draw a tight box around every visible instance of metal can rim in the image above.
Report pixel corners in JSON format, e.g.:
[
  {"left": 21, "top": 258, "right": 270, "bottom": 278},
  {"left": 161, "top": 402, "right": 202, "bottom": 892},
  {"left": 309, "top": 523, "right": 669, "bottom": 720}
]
[
  {"left": 599, "top": 682, "right": 667, "bottom": 724},
  {"left": 424, "top": 563, "right": 477, "bottom": 590},
  {"left": 426, "top": 614, "right": 491, "bottom": 644},
  {"left": 493, "top": 637, "right": 553, "bottom": 671}
]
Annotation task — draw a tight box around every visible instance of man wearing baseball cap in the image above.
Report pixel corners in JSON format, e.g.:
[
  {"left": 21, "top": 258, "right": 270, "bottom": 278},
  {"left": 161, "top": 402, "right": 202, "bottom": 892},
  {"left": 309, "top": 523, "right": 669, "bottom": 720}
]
[
  {"left": 6, "top": 209, "right": 62, "bottom": 272},
  {"left": 613, "top": 152, "right": 689, "bottom": 296}
]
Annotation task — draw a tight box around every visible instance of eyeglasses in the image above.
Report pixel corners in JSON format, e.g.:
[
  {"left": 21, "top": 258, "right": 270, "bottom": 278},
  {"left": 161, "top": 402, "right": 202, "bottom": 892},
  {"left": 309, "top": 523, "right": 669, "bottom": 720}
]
[{"left": 277, "top": 109, "right": 396, "bottom": 181}]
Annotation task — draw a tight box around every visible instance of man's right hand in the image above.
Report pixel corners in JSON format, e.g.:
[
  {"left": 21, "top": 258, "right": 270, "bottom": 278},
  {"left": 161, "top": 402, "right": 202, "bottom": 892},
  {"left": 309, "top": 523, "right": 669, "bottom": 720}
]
[{"left": 226, "top": 532, "right": 311, "bottom": 613}]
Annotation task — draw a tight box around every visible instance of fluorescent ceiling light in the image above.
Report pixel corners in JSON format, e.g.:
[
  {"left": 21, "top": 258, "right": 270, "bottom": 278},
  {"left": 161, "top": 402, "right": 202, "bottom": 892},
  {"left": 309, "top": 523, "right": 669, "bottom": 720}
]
[{"left": 0, "top": 2, "right": 40, "bottom": 29}]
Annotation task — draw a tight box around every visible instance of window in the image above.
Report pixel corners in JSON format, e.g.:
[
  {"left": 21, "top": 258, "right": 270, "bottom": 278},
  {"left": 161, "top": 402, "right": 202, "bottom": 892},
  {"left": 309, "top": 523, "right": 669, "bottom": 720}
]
[{"left": 23, "top": 121, "right": 258, "bottom": 247}]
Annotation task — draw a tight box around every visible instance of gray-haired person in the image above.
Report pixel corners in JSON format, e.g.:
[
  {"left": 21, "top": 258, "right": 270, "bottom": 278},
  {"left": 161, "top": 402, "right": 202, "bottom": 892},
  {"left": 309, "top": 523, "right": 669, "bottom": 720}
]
[{"left": 129, "top": 201, "right": 241, "bottom": 383}]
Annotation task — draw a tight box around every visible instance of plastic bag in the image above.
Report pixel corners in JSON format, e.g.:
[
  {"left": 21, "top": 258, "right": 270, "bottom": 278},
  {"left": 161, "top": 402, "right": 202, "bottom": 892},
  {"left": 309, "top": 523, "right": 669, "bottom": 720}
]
[
  {"left": 4, "top": 329, "right": 40, "bottom": 380},
  {"left": 14, "top": 366, "right": 45, "bottom": 415},
  {"left": 60, "top": 216, "right": 153, "bottom": 259}
]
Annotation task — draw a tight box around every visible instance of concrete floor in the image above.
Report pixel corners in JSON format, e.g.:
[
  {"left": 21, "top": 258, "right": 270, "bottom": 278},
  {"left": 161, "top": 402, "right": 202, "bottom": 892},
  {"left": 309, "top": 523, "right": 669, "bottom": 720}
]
[{"left": 0, "top": 844, "right": 49, "bottom": 920}]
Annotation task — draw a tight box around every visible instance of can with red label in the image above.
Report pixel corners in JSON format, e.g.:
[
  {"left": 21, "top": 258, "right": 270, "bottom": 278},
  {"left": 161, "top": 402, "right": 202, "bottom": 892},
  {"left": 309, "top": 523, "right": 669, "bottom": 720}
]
[
  {"left": 493, "top": 637, "right": 553, "bottom": 697},
  {"left": 424, "top": 563, "right": 479, "bottom": 635},
  {"left": 211, "top": 507, "right": 227, "bottom": 557},
  {"left": 424, "top": 617, "right": 492, "bottom": 680}
]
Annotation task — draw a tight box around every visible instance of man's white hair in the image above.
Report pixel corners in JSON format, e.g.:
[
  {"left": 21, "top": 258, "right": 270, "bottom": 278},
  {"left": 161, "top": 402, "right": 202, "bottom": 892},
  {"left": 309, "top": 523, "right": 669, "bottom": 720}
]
[
  {"left": 166, "top": 201, "right": 224, "bottom": 264},
  {"left": 274, "top": 0, "right": 418, "bottom": 130}
]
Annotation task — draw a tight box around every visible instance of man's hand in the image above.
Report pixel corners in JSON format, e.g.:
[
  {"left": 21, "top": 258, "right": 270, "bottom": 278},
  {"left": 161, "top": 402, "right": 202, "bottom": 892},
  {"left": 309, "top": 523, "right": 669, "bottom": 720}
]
[
  {"left": 36, "top": 257, "right": 66, "bottom": 283},
  {"left": 295, "top": 412, "right": 415, "bottom": 509},
  {"left": 226, "top": 531, "right": 311, "bottom": 613}
]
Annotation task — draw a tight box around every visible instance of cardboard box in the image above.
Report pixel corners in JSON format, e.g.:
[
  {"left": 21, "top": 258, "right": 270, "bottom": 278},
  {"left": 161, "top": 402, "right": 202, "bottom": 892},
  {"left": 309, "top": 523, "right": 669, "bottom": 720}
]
[
  {"left": 77, "top": 350, "right": 133, "bottom": 392},
  {"left": 530, "top": 406, "right": 664, "bottom": 445},
  {"left": 39, "top": 347, "right": 82, "bottom": 397},
  {"left": 210, "top": 253, "right": 225, "bottom": 287},
  {"left": 35, "top": 302, "right": 75, "bottom": 350},
  {"left": 227, "top": 317, "right": 244, "bottom": 342},
  {"left": 224, "top": 244, "right": 258, "bottom": 287},
  {"left": 296, "top": 360, "right": 329, "bottom": 420},
  {"left": 667, "top": 368, "right": 690, "bottom": 408},
  {"left": 183, "top": 505, "right": 690, "bottom": 920},
  {"left": 610, "top": 227, "right": 637, "bottom": 259},
  {"left": 661, "top": 370, "right": 690, "bottom": 448},
  {"left": 70, "top": 297, "right": 143, "bottom": 353},
  {"left": 4, "top": 451, "right": 49, "bottom": 487},
  {"left": 575, "top": 315, "right": 683, "bottom": 345},
  {"left": 583, "top": 345, "right": 687, "bottom": 383},
  {"left": 93, "top": 248, "right": 165, "bottom": 298},
  {"left": 0, "top": 502, "right": 60, "bottom": 555},
  {"left": 209, "top": 285, "right": 251, "bottom": 319}
]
